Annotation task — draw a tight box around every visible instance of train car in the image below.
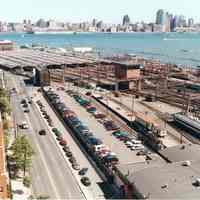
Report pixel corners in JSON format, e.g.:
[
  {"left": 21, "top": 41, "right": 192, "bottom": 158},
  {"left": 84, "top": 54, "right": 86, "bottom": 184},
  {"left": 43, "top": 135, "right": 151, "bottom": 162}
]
[{"left": 173, "top": 113, "right": 200, "bottom": 138}]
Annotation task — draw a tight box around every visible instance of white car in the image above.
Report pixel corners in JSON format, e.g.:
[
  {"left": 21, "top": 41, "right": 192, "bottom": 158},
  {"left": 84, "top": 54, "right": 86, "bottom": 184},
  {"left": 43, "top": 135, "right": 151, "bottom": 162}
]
[
  {"left": 19, "top": 121, "right": 29, "bottom": 129},
  {"left": 131, "top": 139, "right": 142, "bottom": 145},
  {"left": 125, "top": 141, "right": 134, "bottom": 148},
  {"left": 131, "top": 146, "right": 136, "bottom": 151},
  {"left": 134, "top": 145, "right": 145, "bottom": 150}
]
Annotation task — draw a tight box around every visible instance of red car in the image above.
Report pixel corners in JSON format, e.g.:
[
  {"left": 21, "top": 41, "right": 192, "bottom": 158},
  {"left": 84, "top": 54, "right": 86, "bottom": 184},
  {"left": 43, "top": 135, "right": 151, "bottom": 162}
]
[
  {"left": 59, "top": 139, "right": 67, "bottom": 146},
  {"left": 94, "top": 113, "right": 106, "bottom": 119},
  {"left": 104, "top": 120, "right": 120, "bottom": 131}
]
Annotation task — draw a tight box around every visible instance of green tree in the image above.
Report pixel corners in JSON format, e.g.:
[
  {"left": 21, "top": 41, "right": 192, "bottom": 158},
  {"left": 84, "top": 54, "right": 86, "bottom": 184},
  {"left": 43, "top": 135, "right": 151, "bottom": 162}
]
[
  {"left": 0, "top": 88, "right": 11, "bottom": 114},
  {"left": 9, "top": 135, "right": 34, "bottom": 177},
  {"left": 23, "top": 176, "right": 31, "bottom": 188}
]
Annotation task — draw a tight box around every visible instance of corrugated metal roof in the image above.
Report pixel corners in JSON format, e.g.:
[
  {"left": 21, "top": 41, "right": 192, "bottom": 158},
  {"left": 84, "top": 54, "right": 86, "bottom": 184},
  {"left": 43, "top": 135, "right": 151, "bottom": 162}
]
[{"left": 0, "top": 49, "right": 96, "bottom": 70}]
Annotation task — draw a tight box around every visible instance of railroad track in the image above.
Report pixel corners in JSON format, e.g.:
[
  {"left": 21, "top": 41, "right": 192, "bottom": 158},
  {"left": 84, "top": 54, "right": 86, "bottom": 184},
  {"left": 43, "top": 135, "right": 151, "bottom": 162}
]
[{"left": 82, "top": 94, "right": 138, "bottom": 138}]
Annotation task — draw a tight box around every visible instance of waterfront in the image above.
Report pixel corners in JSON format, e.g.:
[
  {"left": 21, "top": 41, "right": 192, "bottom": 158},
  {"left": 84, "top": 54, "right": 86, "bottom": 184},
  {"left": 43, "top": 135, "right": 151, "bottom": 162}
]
[{"left": 1, "top": 32, "right": 200, "bottom": 66}]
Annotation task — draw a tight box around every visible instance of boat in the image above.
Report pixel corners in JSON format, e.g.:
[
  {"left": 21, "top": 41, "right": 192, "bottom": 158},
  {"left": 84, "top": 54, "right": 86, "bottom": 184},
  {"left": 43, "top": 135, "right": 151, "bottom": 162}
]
[{"left": 180, "top": 49, "right": 189, "bottom": 53}]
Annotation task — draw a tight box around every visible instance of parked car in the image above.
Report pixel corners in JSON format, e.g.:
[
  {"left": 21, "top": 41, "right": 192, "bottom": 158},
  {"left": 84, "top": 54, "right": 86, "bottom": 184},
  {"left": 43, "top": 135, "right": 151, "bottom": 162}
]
[
  {"left": 39, "top": 129, "right": 46, "bottom": 135},
  {"left": 87, "top": 106, "right": 97, "bottom": 114},
  {"left": 86, "top": 136, "right": 103, "bottom": 146},
  {"left": 94, "top": 113, "right": 106, "bottom": 119},
  {"left": 52, "top": 128, "right": 59, "bottom": 133},
  {"left": 104, "top": 120, "right": 120, "bottom": 131},
  {"left": 85, "top": 92, "right": 92, "bottom": 96},
  {"left": 42, "top": 110, "right": 47, "bottom": 115},
  {"left": 44, "top": 115, "right": 50, "bottom": 119},
  {"left": 125, "top": 141, "right": 134, "bottom": 148},
  {"left": 48, "top": 119, "right": 53, "bottom": 126},
  {"left": 78, "top": 168, "right": 88, "bottom": 176},
  {"left": 69, "top": 156, "right": 76, "bottom": 163},
  {"left": 63, "top": 146, "right": 70, "bottom": 152},
  {"left": 59, "top": 139, "right": 67, "bottom": 146},
  {"left": 72, "top": 163, "right": 80, "bottom": 170},
  {"left": 81, "top": 177, "right": 91, "bottom": 186},
  {"left": 136, "top": 150, "right": 151, "bottom": 156},
  {"left": 52, "top": 128, "right": 61, "bottom": 136},
  {"left": 102, "top": 155, "right": 119, "bottom": 165},
  {"left": 66, "top": 151, "right": 73, "bottom": 157},
  {"left": 131, "top": 139, "right": 142, "bottom": 145},
  {"left": 75, "top": 125, "right": 90, "bottom": 135},
  {"left": 133, "top": 144, "right": 144, "bottom": 151},
  {"left": 56, "top": 136, "right": 64, "bottom": 141}
]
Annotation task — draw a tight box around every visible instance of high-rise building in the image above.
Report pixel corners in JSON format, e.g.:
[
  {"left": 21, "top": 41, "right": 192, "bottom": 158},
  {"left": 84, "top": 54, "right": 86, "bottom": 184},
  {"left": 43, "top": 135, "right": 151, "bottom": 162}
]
[
  {"left": 92, "top": 19, "right": 98, "bottom": 27},
  {"left": 96, "top": 21, "right": 103, "bottom": 30},
  {"left": 122, "top": 15, "right": 131, "bottom": 26},
  {"left": 36, "top": 19, "right": 47, "bottom": 28},
  {"left": 171, "top": 16, "right": 178, "bottom": 31},
  {"left": 176, "top": 15, "right": 187, "bottom": 27},
  {"left": 188, "top": 18, "right": 194, "bottom": 27},
  {"left": 156, "top": 9, "right": 166, "bottom": 25},
  {"left": 156, "top": 9, "right": 172, "bottom": 32}
]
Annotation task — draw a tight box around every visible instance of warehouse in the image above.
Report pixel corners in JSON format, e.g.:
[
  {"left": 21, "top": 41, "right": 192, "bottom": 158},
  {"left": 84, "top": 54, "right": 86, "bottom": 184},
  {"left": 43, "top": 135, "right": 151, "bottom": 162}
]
[{"left": 114, "top": 144, "right": 200, "bottom": 199}]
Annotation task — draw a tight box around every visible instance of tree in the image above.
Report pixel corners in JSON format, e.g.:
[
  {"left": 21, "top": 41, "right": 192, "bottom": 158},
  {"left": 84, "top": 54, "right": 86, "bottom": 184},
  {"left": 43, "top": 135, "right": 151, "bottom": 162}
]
[
  {"left": 23, "top": 176, "right": 31, "bottom": 188},
  {"left": 0, "top": 88, "right": 11, "bottom": 114},
  {"left": 9, "top": 135, "right": 34, "bottom": 177}
]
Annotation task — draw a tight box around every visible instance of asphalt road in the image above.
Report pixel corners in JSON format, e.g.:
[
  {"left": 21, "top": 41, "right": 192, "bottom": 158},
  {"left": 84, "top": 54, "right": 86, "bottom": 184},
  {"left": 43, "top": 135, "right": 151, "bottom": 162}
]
[{"left": 6, "top": 72, "right": 84, "bottom": 199}]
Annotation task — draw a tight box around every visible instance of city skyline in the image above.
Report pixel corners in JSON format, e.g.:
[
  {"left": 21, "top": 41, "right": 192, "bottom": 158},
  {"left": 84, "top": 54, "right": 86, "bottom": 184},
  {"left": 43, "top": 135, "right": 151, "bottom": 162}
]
[{"left": 0, "top": 0, "right": 200, "bottom": 23}]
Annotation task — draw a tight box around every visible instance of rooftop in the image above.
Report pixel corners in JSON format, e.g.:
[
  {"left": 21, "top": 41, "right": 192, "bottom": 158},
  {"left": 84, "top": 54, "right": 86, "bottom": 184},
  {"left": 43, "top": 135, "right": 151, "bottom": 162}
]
[
  {"left": 115, "top": 144, "right": 200, "bottom": 199},
  {"left": 0, "top": 49, "right": 96, "bottom": 70},
  {"left": 132, "top": 160, "right": 200, "bottom": 199},
  {"left": 159, "top": 144, "right": 200, "bottom": 163}
]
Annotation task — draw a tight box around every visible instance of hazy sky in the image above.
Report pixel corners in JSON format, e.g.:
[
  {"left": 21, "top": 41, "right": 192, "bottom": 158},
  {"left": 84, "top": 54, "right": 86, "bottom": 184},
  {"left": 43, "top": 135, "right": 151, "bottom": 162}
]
[{"left": 1, "top": 0, "right": 199, "bottom": 23}]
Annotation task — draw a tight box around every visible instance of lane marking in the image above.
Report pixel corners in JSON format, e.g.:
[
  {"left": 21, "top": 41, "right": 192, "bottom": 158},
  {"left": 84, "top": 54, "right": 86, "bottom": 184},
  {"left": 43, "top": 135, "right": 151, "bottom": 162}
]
[{"left": 25, "top": 114, "right": 60, "bottom": 199}]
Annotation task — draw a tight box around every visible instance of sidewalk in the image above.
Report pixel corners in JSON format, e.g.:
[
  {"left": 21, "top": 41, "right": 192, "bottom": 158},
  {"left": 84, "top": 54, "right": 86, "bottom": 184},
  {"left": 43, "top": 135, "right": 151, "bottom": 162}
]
[
  {"left": 8, "top": 112, "right": 32, "bottom": 200},
  {"left": 12, "top": 180, "right": 31, "bottom": 200}
]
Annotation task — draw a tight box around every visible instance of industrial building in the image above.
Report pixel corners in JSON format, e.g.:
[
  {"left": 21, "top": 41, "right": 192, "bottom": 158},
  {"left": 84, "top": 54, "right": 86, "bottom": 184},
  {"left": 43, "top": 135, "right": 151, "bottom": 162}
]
[
  {"left": 0, "top": 49, "right": 142, "bottom": 90},
  {"left": 64, "top": 61, "right": 141, "bottom": 90},
  {"left": 0, "top": 40, "right": 14, "bottom": 51},
  {"left": 114, "top": 144, "right": 200, "bottom": 199}
]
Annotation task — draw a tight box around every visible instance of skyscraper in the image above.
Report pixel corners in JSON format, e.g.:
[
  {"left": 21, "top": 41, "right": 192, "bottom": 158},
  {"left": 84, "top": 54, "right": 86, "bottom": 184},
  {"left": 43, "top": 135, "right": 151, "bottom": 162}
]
[
  {"left": 176, "top": 15, "right": 187, "bottom": 27},
  {"left": 122, "top": 15, "right": 131, "bottom": 26},
  {"left": 156, "top": 9, "right": 172, "bottom": 32},
  {"left": 171, "top": 16, "right": 177, "bottom": 31},
  {"left": 188, "top": 18, "right": 194, "bottom": 27},
  {"left": 36, "top": 19, "right": 47, "bottom": 28},
  {"left": 156, "top": 9, "right": 166, "bottom": 25},
  {"left": 92, "top": 19, "right": 98, "bottom": 27}
]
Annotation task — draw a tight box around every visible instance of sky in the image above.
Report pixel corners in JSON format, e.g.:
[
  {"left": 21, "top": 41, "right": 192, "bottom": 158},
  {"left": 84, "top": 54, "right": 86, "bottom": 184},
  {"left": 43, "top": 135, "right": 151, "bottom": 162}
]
[{"left": 1, "top": 0, "right": 199, "bottom": 23}]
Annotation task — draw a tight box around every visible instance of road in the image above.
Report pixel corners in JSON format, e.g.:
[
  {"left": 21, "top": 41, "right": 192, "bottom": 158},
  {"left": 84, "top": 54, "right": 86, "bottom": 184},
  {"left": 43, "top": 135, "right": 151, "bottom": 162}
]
[{"left": 5, "top": 72, "right": 85, "bottom": 199}]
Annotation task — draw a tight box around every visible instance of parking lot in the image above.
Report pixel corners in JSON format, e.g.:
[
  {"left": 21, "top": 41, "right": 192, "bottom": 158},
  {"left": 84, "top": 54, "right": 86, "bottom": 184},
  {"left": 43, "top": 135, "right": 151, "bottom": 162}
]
[{"left": 54, "top": 87, "right": 146, "bottom": 165}]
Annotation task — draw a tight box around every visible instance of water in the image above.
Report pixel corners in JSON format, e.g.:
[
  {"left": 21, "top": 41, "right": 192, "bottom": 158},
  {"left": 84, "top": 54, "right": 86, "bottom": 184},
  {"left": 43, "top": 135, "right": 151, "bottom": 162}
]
[{"left": 1, "top": 32, "right": 200, "bottom": 67}]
